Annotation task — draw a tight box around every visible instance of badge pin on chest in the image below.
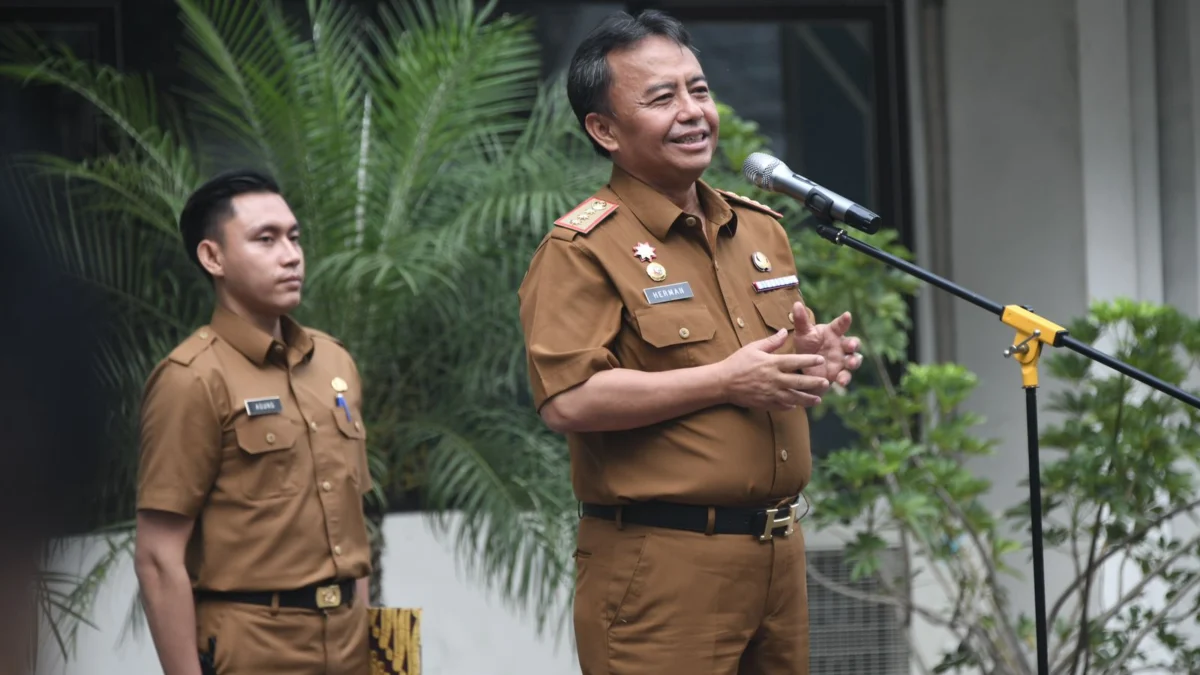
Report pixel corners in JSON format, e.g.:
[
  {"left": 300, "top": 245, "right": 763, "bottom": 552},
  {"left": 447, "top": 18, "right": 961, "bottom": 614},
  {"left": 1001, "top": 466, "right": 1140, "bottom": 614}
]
[
  {"left": 646, "top": 262, "right": 668, "bottom": 282},
  {"left": 752, "top": 251, "right": 772, "bottom": 272},
  {"left": 331, "top": 377, "right": 353, "bottom": 422}
]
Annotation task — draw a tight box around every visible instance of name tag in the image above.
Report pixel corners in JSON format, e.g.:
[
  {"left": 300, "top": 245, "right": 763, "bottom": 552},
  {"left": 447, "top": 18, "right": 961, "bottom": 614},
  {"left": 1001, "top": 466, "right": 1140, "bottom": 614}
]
[
  {"left": 643, "top": 282, "right": 695, "bottom": 305},
  {"left": 244, "top": 397, "right": 283, "bottom": 417},
  {"left": 753, "top": 275, "right": 800, "bottom": 293}
]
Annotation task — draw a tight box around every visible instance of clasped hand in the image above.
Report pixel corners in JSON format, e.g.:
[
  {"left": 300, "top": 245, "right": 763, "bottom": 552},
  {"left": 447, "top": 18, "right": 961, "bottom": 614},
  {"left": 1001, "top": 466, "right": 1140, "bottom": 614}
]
[{"left": 721, "top": 299, "right": 863, "bottom": 411}]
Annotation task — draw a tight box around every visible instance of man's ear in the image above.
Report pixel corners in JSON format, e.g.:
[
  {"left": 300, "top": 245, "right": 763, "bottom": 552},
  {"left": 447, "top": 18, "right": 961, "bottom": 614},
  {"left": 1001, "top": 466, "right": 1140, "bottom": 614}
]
[
  {"left": 197, "top": 240, "right": 224, "bottom": 279},
  {"left": 584, "top": 111, "right": 620, "bottom": 155}
]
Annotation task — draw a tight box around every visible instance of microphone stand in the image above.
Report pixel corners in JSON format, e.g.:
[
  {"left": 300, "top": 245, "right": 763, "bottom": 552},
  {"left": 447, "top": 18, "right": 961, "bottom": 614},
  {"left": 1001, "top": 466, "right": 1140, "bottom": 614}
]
[{"left": 804, "top": 210, "right": 1200, "bottom": 675}]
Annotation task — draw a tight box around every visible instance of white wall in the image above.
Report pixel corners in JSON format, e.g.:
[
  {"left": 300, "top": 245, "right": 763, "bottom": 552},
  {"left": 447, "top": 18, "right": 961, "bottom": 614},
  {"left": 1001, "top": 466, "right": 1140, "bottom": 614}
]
[
  {"left": 35, "top": 514, "right": 578, "bottom": 675},
  {"left": 940, "top": 0, "right": 1090, "bottom": 632},
  {"left": 927, "top": 0, "right": 1200, "bottom": 671}
]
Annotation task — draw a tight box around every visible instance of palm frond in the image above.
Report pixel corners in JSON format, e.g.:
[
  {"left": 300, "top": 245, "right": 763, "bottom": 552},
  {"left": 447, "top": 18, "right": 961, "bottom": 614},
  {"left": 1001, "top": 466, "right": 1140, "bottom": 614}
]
[
  {"left": 0, "top": 29, "right": 197, "bottom": 200},
  {"left": 364, "top": 0, "right": 542, "bottom": 242},
  {"left": 399, "top": 407, "right": 575, "bottom": 632}
]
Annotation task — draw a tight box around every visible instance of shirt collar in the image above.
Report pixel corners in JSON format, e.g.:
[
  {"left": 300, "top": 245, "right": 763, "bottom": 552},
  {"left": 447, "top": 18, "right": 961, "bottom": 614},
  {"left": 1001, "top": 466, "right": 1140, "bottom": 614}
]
[
  {"left": 607, "top": 164, "right": 737, "bottom": 240},
  {"left": 210, "top": 305, "right": 315, "bottom": 366}
]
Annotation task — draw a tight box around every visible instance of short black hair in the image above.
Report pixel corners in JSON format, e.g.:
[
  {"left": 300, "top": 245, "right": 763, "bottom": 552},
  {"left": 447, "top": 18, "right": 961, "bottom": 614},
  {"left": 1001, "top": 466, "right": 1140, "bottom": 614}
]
[
  {"left": 567, "top": 10, "right": 696, "bottom": 158},
  {"left": 178, "top": 168, "right": 281, "bottom": 278}
]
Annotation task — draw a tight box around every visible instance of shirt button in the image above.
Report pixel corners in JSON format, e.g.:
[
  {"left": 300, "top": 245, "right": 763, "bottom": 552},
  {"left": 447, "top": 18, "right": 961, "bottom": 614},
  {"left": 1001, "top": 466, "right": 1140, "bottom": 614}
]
[
  {"left": 678, "top": 327, "right": 690, "bottom": 339},
  {"left": 310, "top": 421, "right": 319, "bottom": 431},
  {"left": 354, "top": 421, "right": 361, "bottom": 431},
  {"left": 333, "top": 545, "right": 343, "bottom": 556},
  {"left": 273, "top": 344, "right": 284, "bottom": 353},
  {"left": 736, "top": 317, "right": 745, "bottom": 328},
  {"left": 781, "top": 449, "right": 789, "bottom": 461},
  {"left": 265, "top": 432, "right": 276, "bottom": 444},
  {"left": 788, "top": 312, "right": 794, "bottom": 323},
  {"left": 199, "top": 330, "right": 209, "bottom": 339},
  {"left": 685, "top": 216, "right": 697, "bottom": 226},
  {"left": 322, "top": 480, "right": 332, "bottom": 492}
]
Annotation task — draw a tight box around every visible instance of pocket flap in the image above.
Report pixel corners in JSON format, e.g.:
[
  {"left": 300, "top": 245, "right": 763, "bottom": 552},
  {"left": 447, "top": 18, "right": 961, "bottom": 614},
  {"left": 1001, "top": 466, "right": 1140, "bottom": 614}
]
[
  {"left": 234, "top": 417, "right": 298, "bottom": 455},
  {"left": 754, "top": 296, "right": 797, "bottom": 332},
  {"left": 332, "top": 407, "right": 367, "bottom": 440},
  {"left": 634, "top": 305, "right": 716, "bottom": 348}
]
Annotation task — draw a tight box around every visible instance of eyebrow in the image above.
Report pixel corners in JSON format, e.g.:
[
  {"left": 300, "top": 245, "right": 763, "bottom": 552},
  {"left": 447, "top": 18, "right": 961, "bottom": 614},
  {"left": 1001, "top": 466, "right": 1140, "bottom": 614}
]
[
  {"left": 643, "top": 75, "right": 708, "bottom": 97},
  {"left": 249, "top": 221, "right": 300, "bottom": 236}
]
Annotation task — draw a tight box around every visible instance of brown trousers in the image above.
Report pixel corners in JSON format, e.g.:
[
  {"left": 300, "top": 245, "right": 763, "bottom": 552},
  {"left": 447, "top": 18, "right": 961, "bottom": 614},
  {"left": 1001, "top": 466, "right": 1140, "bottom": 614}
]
[
  {"left": 574, "top": 515, "right": 810, "bottom": 675},
  {"left": 195, "top": 595, "right": 369, "bottom": 675}
]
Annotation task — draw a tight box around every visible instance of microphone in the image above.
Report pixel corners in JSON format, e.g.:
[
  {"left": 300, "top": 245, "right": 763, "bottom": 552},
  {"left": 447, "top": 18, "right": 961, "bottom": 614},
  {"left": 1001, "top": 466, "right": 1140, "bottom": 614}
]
[{"left": 742, "top": 152, "right": 882, "bottom": 234}]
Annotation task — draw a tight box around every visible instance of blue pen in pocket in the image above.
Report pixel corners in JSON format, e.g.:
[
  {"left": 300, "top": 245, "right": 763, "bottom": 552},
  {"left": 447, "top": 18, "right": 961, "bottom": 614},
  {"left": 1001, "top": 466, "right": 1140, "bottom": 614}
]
[{"left": 332, "top": 377, "right": 352, "bottom": 422}]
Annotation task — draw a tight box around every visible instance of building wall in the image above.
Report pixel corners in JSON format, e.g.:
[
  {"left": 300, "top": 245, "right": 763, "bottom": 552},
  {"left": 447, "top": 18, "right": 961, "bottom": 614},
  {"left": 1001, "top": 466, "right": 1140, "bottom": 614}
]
[{"left": 918, "top": 0, "right": 1199, "bottom": 671}]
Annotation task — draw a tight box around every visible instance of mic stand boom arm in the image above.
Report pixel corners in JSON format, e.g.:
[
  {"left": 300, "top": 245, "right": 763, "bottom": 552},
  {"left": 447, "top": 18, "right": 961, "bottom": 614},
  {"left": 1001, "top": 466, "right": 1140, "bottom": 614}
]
[{"left": 807, "top": 213, "right": 1200, "bottom": 675}]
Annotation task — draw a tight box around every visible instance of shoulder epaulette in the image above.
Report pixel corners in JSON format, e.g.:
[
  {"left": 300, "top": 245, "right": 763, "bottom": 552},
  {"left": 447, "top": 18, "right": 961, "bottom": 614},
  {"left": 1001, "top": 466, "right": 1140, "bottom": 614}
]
[
  {"left": 553, "top": 197, "right": 619, "bottom": 236},
  {"left": 306, "top": 328, "right": 345, "bottom": 347},
  {"left": 715, "top": 188, "right": 783, "bottom": 219},
  {"left": 167, "top": 326, "right": 216, "bottom": 366}
]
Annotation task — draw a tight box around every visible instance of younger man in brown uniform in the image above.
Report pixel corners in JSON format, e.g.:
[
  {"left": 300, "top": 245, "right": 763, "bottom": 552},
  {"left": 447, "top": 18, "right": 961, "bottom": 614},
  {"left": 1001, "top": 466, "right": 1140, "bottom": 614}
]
[
  {"left": 135, "top": 170, "right": 372, "bottom": 675},
  {"left": 518, "top": 11, "right": 863, "bottom": 675}
]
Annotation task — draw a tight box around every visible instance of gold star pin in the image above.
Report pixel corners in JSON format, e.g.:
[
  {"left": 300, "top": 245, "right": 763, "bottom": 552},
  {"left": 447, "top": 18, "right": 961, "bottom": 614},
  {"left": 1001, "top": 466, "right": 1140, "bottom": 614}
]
[
  {"left": 332, "top": 377, "right": 348, "bottom": 393},
  {"left": 646, "top": 262, "right": 667, "bottom": 282}
]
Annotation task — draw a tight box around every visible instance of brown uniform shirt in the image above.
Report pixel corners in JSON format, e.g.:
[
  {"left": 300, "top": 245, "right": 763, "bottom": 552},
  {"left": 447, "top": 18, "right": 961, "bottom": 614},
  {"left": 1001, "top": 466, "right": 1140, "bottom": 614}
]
[
  {"left": 519, "top": 165, "right": 815, "bottom": 508},
  {"left": 137, "top": 306, "right": 372, "bottom": 592}
]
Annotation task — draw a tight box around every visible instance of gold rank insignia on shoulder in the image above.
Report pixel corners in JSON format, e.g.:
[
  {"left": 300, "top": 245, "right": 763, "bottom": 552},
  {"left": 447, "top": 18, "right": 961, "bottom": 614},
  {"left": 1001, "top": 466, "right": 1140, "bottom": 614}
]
[
  {"left": 554, "top": 198, "right": 619, "bottom": 234},
  {"left": 752, "top": 251, "right": 772, "bottom": 272},
  {"left": 715, "top": 188, "right": 783, "bottom": 219}
]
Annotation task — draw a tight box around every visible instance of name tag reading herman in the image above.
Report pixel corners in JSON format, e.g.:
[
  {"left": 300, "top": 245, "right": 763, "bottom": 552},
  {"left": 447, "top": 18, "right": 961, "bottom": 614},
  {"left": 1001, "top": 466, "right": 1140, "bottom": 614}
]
[
  {"left": 244, "top": 396, "right": 283, "bottom": 417},
  {"left": 644, "top": 282, "right": 695, "bottom": 305}
]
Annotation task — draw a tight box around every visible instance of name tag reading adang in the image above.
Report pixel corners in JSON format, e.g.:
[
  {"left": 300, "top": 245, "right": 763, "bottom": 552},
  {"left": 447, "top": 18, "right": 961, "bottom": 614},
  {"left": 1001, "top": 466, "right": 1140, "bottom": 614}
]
[
  {"left": 244, "top": 396, "right": 283, "bottom": 417},
  {"left": 644, "top": 282, "right": 694, "bottom": 305}
]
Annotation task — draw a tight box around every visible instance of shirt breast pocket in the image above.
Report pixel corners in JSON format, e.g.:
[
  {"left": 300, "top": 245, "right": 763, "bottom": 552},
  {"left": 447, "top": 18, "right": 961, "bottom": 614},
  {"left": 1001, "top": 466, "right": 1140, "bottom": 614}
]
[
  {"left": 330, "top": 406, "right": 368, "bottom": 489},
  {"left": 230, "top": 416, "right": 301, "bottom": 501},
  {"left": 753, "top": 294, "right": 798, "bottom": 334},
  {"left": 632, "top": 304, "right": 720, "bottom": 369}
]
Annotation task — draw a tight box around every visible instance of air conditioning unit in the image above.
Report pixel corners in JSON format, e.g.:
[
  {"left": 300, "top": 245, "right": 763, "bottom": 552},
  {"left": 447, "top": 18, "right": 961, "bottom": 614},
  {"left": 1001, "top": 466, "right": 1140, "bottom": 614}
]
[{"left": 806, "top": 533, "right": 910, "bottom": 674}]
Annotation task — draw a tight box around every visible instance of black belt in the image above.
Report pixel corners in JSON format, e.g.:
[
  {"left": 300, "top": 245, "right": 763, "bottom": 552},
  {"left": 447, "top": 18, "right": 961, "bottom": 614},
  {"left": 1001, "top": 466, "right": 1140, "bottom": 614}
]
[
  {"left": 581, "top": 499, "right": 801, "bottom": 541},
  {"left": 195, "top": 578, "right": 355, "bottom": 611}
]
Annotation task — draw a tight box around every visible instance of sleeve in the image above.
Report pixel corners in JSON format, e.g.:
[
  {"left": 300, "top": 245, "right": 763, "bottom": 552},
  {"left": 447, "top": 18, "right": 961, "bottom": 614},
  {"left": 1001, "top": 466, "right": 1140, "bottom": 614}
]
[
  {"left": 136, "top": 362, "right": 223, "bottom": 518},
  {"left": 518, "top": 236, "right": 624, "bottom": 410},
  {"left": 350, "top": 356, "right": 373, "bottom": 495}
]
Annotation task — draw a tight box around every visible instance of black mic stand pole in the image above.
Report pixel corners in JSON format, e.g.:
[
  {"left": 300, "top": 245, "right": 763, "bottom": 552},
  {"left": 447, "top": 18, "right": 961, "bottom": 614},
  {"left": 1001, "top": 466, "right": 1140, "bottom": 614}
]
[{"left": 801, "top": 202, "right": 1200, "bottom": 675}]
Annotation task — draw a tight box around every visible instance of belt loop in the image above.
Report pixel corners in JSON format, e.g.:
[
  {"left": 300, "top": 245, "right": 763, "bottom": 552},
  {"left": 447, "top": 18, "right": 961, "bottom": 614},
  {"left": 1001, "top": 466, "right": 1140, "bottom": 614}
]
[
  {"left": 269, "top": 592, "right": 280, "bottom": 616},
  {"left": 704, "top": 507, "right": 715, "bottom": 536},
  {"left": 615, "top": 505, "right": 624, "bottom": 530}
]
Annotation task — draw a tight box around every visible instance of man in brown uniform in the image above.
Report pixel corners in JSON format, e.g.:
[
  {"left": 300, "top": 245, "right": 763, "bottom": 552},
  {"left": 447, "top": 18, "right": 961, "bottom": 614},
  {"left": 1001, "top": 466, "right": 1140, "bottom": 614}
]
[
  {"left": 518, "top": 10, "right": 862, "bottom": 675},
  {"left": 134, "top": 170, "right": 372, "bottom": 675}
]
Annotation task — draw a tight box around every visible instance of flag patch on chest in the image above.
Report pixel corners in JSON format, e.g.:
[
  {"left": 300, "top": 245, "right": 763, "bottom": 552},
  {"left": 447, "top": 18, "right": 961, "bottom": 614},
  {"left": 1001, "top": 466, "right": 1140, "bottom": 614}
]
[{"left": 752, "top": 275, "right": 799, "bottom": 293}]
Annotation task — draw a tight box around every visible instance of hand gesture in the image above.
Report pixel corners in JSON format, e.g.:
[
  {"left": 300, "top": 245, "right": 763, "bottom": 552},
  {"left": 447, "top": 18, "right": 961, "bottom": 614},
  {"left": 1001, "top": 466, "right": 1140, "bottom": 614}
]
[
  {"left": 720, "top": 329, "right": 830, "bottom": 411},
  {"left": 791, "top": 299, "right": 862, "bottom": 388}
]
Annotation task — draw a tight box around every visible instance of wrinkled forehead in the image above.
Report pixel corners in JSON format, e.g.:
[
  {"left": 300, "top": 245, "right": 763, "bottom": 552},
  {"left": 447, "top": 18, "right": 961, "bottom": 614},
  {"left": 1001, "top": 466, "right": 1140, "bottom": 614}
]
[{"left": 607, "top": 35, "right": 705, "bottom": 93}]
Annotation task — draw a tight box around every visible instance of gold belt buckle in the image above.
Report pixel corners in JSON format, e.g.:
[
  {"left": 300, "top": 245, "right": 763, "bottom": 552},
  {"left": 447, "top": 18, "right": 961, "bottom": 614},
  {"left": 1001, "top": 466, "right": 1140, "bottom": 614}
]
[
  {"left": 758, "top": 506, "right": 796, "bottom": 541},
  {"left": 316, "top": 584, "right": 342, "bottom": 609}
]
